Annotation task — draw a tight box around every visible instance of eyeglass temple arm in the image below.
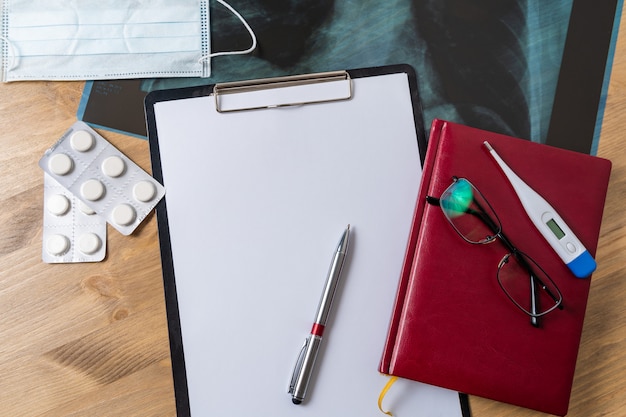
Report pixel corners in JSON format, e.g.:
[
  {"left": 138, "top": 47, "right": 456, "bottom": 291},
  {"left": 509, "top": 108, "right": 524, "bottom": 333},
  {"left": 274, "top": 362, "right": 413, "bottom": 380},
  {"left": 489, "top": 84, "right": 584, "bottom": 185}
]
[
  {"left": 529, "top": 277, "right": 540, "bottom": 327},
  {"left": 471, "top": 199, "right": 563, "bottom": 310}
]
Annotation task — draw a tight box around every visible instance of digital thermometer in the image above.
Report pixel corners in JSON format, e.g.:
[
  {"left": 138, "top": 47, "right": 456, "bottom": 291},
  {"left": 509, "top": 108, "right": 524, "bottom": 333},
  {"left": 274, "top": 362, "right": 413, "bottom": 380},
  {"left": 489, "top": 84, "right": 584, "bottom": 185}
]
[{"left": 483, "top": 141, "right": 596, "bottom": 278}]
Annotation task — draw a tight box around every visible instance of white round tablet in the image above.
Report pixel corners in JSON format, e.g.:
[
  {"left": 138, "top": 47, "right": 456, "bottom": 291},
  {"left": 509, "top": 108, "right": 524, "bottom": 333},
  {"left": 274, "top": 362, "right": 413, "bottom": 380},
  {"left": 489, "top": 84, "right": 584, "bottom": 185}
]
[
  {"left": 47, "top": 193, "right": 71, "bottom": 216},
  {"left": 70, "top": 130, "right": 95, "bottom": 152},
  {"left": 101, "top": 155, "right": 125, "bottom": 178},
  {"left": 46, "top": 234, "right": 70, "bottom": 256},
  {"left": 80, "top": 179, "right": 105, "bottom": 201},
  {"left": 77, "top": 232, "right": 101, "bottom": 255},
  {"left": 112, "top": 203, "right": 136, "bottom": 226},
  {"left": 48, "top": 153, "right": 73, "bottom": 176},
  {"left": 78, "top": 201, "right": 96, "bottom": 215},
  {"left": 133, "top": 180, "right": 157, "bottom": 203}
]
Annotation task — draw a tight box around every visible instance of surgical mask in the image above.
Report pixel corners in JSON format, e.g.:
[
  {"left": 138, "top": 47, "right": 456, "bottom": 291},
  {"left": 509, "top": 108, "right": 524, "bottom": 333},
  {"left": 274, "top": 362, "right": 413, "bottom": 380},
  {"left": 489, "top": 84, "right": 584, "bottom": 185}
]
[{"left": 0, "top": 0, "right": 255, "bottom": 82}]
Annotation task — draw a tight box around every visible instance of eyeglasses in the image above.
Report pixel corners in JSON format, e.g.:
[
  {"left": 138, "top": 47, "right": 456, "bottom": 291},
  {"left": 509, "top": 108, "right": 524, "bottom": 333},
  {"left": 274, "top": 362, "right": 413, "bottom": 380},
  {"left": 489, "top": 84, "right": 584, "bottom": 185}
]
[{"left": 426, "top": 177, "right": 563, "bottom": 327}]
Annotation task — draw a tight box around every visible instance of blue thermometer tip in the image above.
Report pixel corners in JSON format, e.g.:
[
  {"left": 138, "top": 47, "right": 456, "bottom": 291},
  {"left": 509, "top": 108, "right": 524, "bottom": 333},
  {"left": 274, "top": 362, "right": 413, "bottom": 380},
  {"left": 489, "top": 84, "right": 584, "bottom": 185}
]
[{"left": 567, "top": 250, "right": 596, "bottom": 278}]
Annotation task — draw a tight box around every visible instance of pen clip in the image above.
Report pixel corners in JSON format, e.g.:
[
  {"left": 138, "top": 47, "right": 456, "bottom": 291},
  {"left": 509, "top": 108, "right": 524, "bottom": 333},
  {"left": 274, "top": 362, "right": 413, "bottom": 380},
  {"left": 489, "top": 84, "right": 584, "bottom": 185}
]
[{"left": 288, "top": 337, "right": 309, "bottom": 393}]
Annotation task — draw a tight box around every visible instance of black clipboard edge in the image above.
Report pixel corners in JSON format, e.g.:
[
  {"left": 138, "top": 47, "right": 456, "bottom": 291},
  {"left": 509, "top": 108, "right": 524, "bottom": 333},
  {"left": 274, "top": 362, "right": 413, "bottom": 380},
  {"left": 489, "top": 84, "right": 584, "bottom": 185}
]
[
  {"left": 146, "top": 97, "right": 193, "bottom": 417},
  {"left": 145, "top": 64, "right": 431, "bottom": 417},
  {"left": 460, "top": 392, "right": 472, "bottom": 417}
]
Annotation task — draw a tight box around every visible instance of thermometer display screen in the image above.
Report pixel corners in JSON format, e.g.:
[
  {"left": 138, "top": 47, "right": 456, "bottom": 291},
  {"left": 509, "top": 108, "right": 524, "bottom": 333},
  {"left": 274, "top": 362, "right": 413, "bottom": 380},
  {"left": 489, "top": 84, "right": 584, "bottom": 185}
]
[{"left": 546, "top": 218, "right": 566, "bottom": 240}]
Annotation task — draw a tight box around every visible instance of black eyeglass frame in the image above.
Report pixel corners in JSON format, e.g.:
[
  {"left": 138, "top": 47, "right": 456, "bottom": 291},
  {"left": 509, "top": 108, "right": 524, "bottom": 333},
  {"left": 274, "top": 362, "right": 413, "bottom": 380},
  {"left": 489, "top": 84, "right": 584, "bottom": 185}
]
[{"left": 426, "top": 177, "right": 564, "bottom": 327}]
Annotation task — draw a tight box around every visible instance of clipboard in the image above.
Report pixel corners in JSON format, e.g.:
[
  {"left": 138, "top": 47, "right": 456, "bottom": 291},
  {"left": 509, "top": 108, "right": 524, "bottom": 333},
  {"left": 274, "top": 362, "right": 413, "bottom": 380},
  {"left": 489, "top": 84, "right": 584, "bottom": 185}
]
[{"left": 145, "top": 65, "right": 470, "bottom": 416}]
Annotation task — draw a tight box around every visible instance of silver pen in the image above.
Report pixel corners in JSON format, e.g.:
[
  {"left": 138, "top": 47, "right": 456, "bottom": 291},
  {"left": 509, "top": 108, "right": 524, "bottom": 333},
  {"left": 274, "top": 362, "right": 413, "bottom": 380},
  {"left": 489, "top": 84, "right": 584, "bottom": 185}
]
[{"left": 289, "top": 225, "right": 351, "bottom": 405}]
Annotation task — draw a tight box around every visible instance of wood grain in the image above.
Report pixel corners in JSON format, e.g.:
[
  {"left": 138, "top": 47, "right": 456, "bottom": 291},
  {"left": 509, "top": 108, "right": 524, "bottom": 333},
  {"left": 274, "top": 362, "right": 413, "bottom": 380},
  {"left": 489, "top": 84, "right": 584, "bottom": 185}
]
[{"left": 1, "top": 14, "right": 625, "bottom": 417}]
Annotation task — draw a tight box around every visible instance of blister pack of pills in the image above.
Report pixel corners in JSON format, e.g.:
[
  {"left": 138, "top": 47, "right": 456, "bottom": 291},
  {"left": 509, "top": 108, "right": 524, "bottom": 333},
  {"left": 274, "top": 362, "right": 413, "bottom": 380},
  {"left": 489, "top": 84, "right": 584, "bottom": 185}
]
[
  {"left": 42, "top": 173, "right": 107, "bottom": 263},
  {"left": 39, "top": 121, "right": 165, "bottom": 236}
]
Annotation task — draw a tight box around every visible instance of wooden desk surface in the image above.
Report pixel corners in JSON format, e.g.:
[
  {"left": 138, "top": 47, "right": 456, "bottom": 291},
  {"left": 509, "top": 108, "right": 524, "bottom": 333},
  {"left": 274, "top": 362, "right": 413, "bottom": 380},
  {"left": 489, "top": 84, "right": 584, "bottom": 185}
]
[{"left": 1, "top": 23, "right": 625, "bottom": 417}]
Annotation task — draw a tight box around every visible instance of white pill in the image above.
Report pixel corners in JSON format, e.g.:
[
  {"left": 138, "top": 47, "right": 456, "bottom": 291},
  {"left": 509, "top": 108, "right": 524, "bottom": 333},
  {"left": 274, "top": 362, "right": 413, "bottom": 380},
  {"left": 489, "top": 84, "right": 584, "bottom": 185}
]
[
  {"left": 48, "top": 153, "right": 73, "bottom": 176},
  {"left": 112, "top": 204, "right": 136, "bottom": 226},
  {"left": 46, "top": 234, "right": 70, "bottom": 256},
  {"left": 81, "top": 179, "right": 105, "bottom": 201},
  {"left": 70, "top": 130, "right": 95, "bottom": 152},
  {"left": 101, "top": 155, "right": 126, "bottom": 178},
  {"left": 78, "top": 201, "right": 96, "bottom": 215},
  {"left": 77, "top": 232, "right": 101, "bottom": 255},
  {"left": 133, "top": 180, "right": 157, "bottom": 203},
  {"left": 47, "top": 194, "right": 71, "bottom": 216}
]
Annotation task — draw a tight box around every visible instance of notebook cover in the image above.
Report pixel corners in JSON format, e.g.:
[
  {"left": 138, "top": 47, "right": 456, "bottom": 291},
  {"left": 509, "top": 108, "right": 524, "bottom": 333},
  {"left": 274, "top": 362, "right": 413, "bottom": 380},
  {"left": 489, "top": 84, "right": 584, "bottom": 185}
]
[{"left": 379, "top": 119, "right": 612, "bottom": 415}]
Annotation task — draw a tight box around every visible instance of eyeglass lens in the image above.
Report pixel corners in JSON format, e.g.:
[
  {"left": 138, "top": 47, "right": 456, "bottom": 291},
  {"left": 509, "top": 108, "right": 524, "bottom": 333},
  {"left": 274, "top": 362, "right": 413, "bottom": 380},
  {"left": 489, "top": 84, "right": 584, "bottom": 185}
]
[
  {"left": 498, "top": 252, "right": 562, "bottom": 317},
  {"left": 440, "top": 178, "right": 501, "bottom": 244}
]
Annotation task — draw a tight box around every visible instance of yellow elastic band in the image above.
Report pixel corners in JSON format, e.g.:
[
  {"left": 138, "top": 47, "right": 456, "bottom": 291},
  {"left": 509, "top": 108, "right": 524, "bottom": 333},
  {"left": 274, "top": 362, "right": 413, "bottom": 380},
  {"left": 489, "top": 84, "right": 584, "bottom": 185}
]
[{"left": 378, "top": 375, "right": 399, "bottom": 416}]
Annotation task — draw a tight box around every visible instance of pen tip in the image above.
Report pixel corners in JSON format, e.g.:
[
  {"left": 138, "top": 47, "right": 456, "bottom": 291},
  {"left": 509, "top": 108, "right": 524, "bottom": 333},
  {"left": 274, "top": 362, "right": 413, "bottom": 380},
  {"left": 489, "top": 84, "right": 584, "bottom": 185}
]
[{"left": 292, "top": 398, "right": 302, "bottom": 405}]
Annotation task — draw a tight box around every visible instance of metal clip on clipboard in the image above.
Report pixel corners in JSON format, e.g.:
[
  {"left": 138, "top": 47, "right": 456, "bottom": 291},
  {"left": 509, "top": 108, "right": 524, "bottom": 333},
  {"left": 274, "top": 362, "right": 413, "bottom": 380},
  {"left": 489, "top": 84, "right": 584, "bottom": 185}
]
[{"left": 213, "top": 70, "right": 353, "bottom": 113}]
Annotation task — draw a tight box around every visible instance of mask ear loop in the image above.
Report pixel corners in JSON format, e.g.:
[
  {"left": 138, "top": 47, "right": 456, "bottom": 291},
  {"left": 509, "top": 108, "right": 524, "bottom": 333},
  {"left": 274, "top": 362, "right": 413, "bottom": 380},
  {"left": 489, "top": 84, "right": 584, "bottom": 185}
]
[{"left": 198, "top": 0, "right": 257, "bottom": 63}]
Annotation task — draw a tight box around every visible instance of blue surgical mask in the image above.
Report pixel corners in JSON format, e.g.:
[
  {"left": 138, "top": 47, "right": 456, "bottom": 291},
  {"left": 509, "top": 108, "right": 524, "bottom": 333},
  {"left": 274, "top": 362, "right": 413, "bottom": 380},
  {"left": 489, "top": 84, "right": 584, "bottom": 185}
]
[{"left": 1, "top": 0, "right": 255, "bottom": 82}]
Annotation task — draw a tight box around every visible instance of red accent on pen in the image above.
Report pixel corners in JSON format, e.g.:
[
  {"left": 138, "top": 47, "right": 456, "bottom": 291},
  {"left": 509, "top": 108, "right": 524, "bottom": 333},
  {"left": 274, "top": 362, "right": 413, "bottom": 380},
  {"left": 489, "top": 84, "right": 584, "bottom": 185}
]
[{"left": 311, "top": 323, "right": 325, "bottom": 337}]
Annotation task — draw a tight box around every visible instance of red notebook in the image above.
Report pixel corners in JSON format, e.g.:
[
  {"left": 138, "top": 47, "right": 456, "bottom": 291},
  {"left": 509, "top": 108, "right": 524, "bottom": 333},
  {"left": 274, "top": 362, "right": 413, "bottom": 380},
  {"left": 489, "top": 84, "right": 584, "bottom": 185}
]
[{"left": 379, "top": 119, "right": 612, "bottom": 416}]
